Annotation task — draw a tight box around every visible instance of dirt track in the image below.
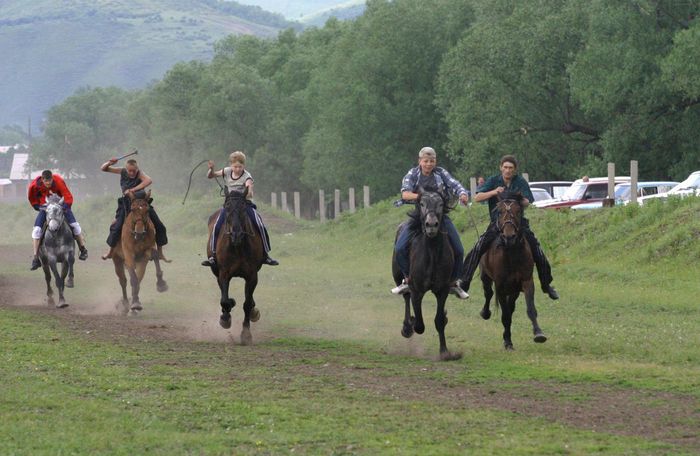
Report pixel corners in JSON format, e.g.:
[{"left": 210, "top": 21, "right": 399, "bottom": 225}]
[{"left": 1, "top": 244, "right": 699, "bottom": 451}]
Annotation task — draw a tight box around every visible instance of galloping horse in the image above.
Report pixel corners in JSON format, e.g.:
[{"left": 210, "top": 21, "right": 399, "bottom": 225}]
[
  {"left": 111, "top": 190, "right": 168, "bottom": 315},
  {"left": 479, "top": 192, "right": 547, "bottom": 350},
  {"left": 205, "top": 187, "right": 263, "bottom": 345},
  {"left": 39, "top": 194, "right": 75, "bottom": 308},
  {"left": 392, "top": 188, "right": 461, "bottom": 360}
]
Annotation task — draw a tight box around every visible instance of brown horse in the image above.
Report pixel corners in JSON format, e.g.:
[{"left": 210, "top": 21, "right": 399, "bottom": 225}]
[
  {"left": 112, "top": 190, "right": 168, "bottom": 315},
  {"left": 479, "top": 192, "right": 547, "bottom": 350},
  {"left": 205, "top": 187, "right": 263, "bottom": 345}
]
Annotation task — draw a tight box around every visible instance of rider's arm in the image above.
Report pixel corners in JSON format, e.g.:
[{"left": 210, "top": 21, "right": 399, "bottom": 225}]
[
  {"left": 101, "top": 158, "right": 122, "bottom": 174},
  {"left": 246, "top": 179, "right": 254, "bottom": 199},
  {"left": 131, "top": 172, "right": 153, "bottom": 192},
  {"left": 474, "top": 189, "right": 499, "bottom": 203},
  {"left": 28, "top": 179, "right": 41, "bottom": 210},
  {"left": 54, "top": 175, "right": 73, "bottom": 207},
  {"left": 207, "top": 161, "right": 224, "bottom": 178},
  {"left": 401, "top": 191, "right": 419, "bottom": 202},
  {"left": 439, "top": 168, "right": 470, "bottom": 204}
]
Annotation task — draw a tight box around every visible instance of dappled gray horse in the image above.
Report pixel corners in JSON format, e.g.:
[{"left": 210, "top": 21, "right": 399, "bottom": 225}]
[{"left": 40, "top": 194, "right": 75, "bottom": 308}]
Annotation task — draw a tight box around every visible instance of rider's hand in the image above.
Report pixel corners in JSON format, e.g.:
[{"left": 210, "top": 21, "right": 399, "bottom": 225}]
[
  {"left": 459, "top": 193, "right": 469, "bottom": 205},
  {"left": 207, "top": 160, "right": 214, "bottom": 170},
  {"left": 494, "top": 186, "right": 505, "bottom": 195},
  {"left": 32, "top": 204, "right": 40, "bottom": 211},
  {"left": 108, "top": 157, "right": 118, "bottom": 165},
  {"left": 123, "top": 188, "right": 133, "bottom": 196}
]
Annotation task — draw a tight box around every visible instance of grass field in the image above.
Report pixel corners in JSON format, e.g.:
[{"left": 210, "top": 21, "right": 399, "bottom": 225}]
[{"left": 1, "top": 195, "right": 699, "bottom": 454}]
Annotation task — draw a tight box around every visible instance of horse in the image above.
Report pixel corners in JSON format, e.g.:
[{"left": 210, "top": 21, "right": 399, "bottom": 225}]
[
  {"left": 39, "top": 194, "right": 75, "bottom": 308},
  {"left": 392, "top": 188, "right": 462, "bottom": 361},
  {"left": 111, "top": 190, "right": 168, "bottom": 315},
  {"left": 205, "top": 187, "right": 263, "bottom": 345},
  {"left": 479, "top": 192, "right": 547, "bottom": 350}
]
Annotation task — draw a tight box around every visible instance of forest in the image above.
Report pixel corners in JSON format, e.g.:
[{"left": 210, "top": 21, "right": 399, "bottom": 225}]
[{"left": 28, "top": 0, "right": 700, "bottom": 202}]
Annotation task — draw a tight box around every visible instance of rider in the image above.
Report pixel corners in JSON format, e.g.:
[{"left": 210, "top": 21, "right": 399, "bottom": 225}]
[
  {"left": 28, "top": 170, "right": 88, "bottom": 270},
  {"left": 100, "top": 157, "right": 168, "bottom": 260},
  {"left": 201, "top": 151, "right": 279, "bottom": 267},
  {"left": 461, "top": 155, "right": 559, "bottom": 300},
  {"left": 391, "top": 146, "right": 469, "bottom": 299}
]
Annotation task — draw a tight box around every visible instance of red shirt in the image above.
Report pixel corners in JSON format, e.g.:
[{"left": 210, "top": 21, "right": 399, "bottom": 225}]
[{"left": 28, "top": 174, "right": 74, "bottom": 209}]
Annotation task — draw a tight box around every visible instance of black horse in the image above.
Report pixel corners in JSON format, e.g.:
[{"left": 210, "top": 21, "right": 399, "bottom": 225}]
[
  {"left": 205, "top": 188, "right": 264, "bottom": 345},
  {"left": 479, "top": 192, "right": 547, "bottom": 350},
  {"left": 392, "top": 189, "right": 461, "bottom": 360}
]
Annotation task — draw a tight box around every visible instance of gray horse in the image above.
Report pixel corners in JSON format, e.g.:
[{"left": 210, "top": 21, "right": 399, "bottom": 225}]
[{"left": 39, "top": 194, "right": 75, "bottom": 308}]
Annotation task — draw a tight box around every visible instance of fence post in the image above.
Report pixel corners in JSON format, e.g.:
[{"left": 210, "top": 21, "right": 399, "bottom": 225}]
[
  {"left": 469, "top": 177, "right": 477, "bottom": 199},
  {"left": 319, "top": 189, "right": 326, "bottom": 222},
  {"left": 334, "top": 189, "right": 340, "bottom": 219},
  {"left": 607, "top": 162, "right": 615, "bottom": 198},
  {"left": 630, "top": 160, "right": 638, "bottom": 205},
  {"left": 363, "top": 185, "right": 370, "bottom": 208},
  {"left": 270, "top": 192, "right": 277, "bottom": 210},
  {"left": 522, "top": 172, "right": 529, "bottom": 182},
  {"left": 348, "top": 187, "right": 356, "bottom": 213},
  {"left": 281, "top": 191, "right": 288, "bottom": 213},
  {"left": 293, "top": 192, "right": 301, "bottom": 218}
]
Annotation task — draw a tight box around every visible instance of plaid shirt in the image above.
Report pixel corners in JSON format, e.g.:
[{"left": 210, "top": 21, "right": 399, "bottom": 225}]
[{"left": 401, "top": 166, "right": 469, "bottom": 199}]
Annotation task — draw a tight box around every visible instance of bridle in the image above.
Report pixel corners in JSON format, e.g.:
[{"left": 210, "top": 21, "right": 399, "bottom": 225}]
[
  {"left": 418, "top": 191, "right": 445, "bottom": 238},
  {"left": 130, "top": 199, "right": 150, "bottom": 241},
  {"left": 223, "top": 192, "right": 255, "bottom": 245},
  {"left": 495, "top": 199, "right": 522, "bottom": 240}
]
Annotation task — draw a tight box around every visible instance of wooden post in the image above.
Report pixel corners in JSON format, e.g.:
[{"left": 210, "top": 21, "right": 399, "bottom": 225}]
[
  {"left": 334, "top": 189, "right": 340, "bottom": 219},
  {"left": 522, "top": 172, "right": 529, "bottom": 182},
  {"left": 281, "top": 191, "right": 288, "bottom": 213},
  {"left": 363, "top": 185, "right": 370, "bottom": 208},
  {"left": 469, "top": 177, "right": 477, "bottom": 199},
  {"left": 348, "top": 187, "right": 356, "bottom": 213},
  {"left": 630, "top": 160, "right": 638, "bottom": 205},
  {"left": 607, "top": 162, "right": 615, "bottom": 198},
  {"left": 294, "top": 192, "right": 301, "bottom": 219},
  {"left": 319, "top": 189, "right": 326, "bottom": 222},
  {"left": 270, "top": 192, "right": 277, "bottom": 210}
]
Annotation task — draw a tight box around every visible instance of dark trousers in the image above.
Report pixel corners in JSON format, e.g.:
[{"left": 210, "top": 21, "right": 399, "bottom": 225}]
[
  {"left": 395, "top": 215, "right": 464, "bottom": 282},
  {"left": 210, "top": 202, "right": 271, "bottom": 254},
  {"left": 106, "top": 198, "right": 168, "bottom": 247},
  {"left": 461, "top": 218, "right": 553, "bottom": 291}
]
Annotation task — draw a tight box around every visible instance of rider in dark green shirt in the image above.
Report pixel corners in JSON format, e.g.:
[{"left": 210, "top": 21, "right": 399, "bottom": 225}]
[{"left": 460, "top": 155, "right": 559, "bottom": 300}]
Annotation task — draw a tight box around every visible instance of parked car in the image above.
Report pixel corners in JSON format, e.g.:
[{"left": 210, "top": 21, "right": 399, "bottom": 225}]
[
  {"left": 530, "top": 187, "right": 554, "bottom": 202},
  {"left": 638, "top": 171, "right": 700, "bottom": 205},
  {"left": 571, "top": 181, "right": 679, "bottom": 210},
  {"left": 534, "top": 176, "right": 631, "bottom": 209},
  {"left": 528, "top": 181, "right": 573, "bottom": 200}
]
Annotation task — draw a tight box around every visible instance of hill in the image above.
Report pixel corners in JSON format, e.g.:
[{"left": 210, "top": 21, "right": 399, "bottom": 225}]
[
  {"left": 235, "top": 0, "right": 365, "bottom": 21},
  {"left": 0, "top": 0, "right": 298, "bottom": 127}
]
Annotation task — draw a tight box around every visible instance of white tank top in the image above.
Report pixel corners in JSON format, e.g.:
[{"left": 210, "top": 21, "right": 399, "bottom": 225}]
[{"left": 223, "top": 168, "right": 253, "bottom": 197}]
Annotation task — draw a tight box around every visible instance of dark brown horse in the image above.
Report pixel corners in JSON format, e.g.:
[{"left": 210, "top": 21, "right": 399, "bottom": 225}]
[
  {"left": 392, "top": 189, "right": 461, "bottom": 361},
  {"left": 205, "top": 188, "right": 263, "bottom": 345},
  {"left": 479, "top": 192, "right": 547, "bottom": 350},
  {"left": 112, "top": 190, "right": 168, "bottom": 315}
]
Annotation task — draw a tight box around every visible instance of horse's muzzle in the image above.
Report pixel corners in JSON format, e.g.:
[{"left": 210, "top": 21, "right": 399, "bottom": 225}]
[{"left": 48, "top": 219, "right": 61, "bottom": 231}]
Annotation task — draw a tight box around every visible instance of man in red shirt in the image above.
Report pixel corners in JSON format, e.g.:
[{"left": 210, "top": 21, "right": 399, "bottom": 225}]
[{"left": 28, "top": 170, "right": 88, "bottom": 270}]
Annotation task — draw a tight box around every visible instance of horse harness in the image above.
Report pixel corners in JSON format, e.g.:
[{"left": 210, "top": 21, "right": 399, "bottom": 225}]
[{"left": 495, "top": 200, "right": 522, "bottom": 236}]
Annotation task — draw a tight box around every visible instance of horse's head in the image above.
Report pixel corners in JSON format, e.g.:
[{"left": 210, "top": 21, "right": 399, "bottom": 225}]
[
  {"left": 45, "top": 194, "right": 65, "bottom": 232},
  {"left": 223, "top": 187, "right": 249, "bottom": 246},
  {"left": 495, "top": 191, "right": 524, "bottom": 248},
  {"left": 416, "top": 187, "right": 445, "bottom": 238},
  {"left": 128, "top": 189, "right": 151, "bottom": 241}
]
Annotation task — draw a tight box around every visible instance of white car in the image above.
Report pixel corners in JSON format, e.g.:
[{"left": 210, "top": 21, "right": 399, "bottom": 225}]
[
  {"left": 572, "top": 181, "right": 679, "bottom": 209},
  {"left": 638, "top": 171, "right": 700, "bottom": 206}
]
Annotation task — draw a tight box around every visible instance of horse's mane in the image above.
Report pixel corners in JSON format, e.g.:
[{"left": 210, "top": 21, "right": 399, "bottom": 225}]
[{"left": 46, "top": 194, "right": 62, "bottom": 205}]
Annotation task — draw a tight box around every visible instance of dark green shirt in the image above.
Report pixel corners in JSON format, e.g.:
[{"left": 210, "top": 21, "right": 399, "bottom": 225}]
[{"left": 477, "top": 174, "right": 534, "bottom": 222}]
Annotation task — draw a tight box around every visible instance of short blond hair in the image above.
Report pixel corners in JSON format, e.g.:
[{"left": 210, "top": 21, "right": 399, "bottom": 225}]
[
  {"left": 418, "top": 146, "right": 436, "bottom": 159},
  {"left": 229, "top": 151, "right": 246, "bottom": 165}
]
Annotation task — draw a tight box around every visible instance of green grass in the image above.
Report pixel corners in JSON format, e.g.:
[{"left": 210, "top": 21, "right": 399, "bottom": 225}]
[{"left": 1, "top": 195, "right": 699, "bottom": 454}]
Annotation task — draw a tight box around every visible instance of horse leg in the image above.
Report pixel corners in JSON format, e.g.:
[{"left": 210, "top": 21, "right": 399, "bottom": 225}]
[
  {"left": 524, "top": 280, "right": 547, "bottom": 343},
  {"left": 57, "top": 260, "right": 70, "bottom": 308},
  {"left": 410, "top": 291, "right": 426, "bottom": 335},
  {"left": 480, "top": 271, "right": 494, "bottom": 320},
  {"left": 497, "top": 290, "right": 514, "bottom": 350},
  {"left": 65, "top": 251, "right": 75, "bottom": 288},
  {"left": 49, "top": 261, "right": 67, "bottom": 309},
  {"left": 129, "top": 260, "right": 148, "bottom": 313},
  {"left": 112, "top": 257, "right": 129, "bottom": 313},
  {"left": 218, "top": 274, "right": 235, "bottom": 329},
  {"left": 435, "top": 290, "right": 462, "bottom": 361},
  {"left": 43, "top": 262, "right": 54, "bottom": 306},
  {"left": 400, "top": 293, "right": 414, "bottom": 338},
  {"left": 240, "top": 274, "right": 259, "bottom": 346},
  {"left": 151, "top": 249, "right": 168, "bottom": 293}
]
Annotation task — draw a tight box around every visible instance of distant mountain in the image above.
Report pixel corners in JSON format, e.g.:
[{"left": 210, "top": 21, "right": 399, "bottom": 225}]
[
  {"left": 235, "top": 0, "right": 365, "bottom": 21},
  {"left": 300, "top": 2, "right": 366, "bottom": 27},
  {"left": 0, "top": 0, "right": 298, "bottom": 127}
]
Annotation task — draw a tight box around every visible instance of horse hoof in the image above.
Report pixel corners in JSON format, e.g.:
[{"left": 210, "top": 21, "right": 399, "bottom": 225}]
[
  {"left": 534, "top": 333, "right": 548, "bottom": 343},
  {"left": 440, "top": 351, "right": 463, "bottom": 361},
  {"left": 47, "top": 297, "right": 55, "bottom": 306},
  {"left": 56, "top": 301, "right": 68, "bottom": 309},
  {"left": 157, "top": 281, "right": 168, "bottom": 293},
  {"left": 128, "top": 309, "right": 140, "bottom": 317},
  {"left": 250, "top": 308, "right": 260, "bottom": 322},
  {"left": 480, "top": 309, "right": 491, "bottom": 320},
  {"left": 65, "top": 277, "right": 74, "bottom": 288},
  {"left": 130, "top": 303, "right": 142, "bottom": 311},
  {"left": 504, "top": 344, "right": 514, "bottom": 351},
  {"left": 219, "top": 313, "right": 232, "bottom": 329},
  {"left": 413, "top": 322, "right": 425, "bottom": 335},
  {"left": 401, "top": 325, "right": 414, "bottom": 338},
  {"left": 240, "top": 329, "right": 253, "bottom": 346}
]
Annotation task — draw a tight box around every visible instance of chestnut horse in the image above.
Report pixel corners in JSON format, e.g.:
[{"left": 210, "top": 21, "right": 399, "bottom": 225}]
[
  {"left": 391, "top": 189, "right": 461, "bottom": 360},
  {"left": 479, "top": 192, "right": 547, "bottom": 350},
  {"left": 205, "top": 187, "right": 264, "bottom": 345},
  {"left": 111, "top": 190, "right": 168, "bottom": 315}
]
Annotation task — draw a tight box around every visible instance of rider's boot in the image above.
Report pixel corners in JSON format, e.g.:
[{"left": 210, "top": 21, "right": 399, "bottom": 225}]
[
  {"left": 263, "top": 254, "right": 279, "bottom": 266},
  {"left": 450, "top": 280, "right": 469, "bottom": 299},
  {"left": 30, "top": 239, "right": 41, "bottom": 270},
  {"left": 391, "top": 277, "right": 410, "bottom": 295},
  {"left": 102, "top": 246, "right": 115, "bottom": 260},
  {"left": 75, "top": 233, "right": 88, "bottom": 260},
  {"left": 543, "top": 284, "right": 559, "bottom": 300},
  {"left": 201, "top": 256, "right": 216, "bottom": 267},
  {"left": 157, "top": 245, "right": 166, "bottom": 260}
]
